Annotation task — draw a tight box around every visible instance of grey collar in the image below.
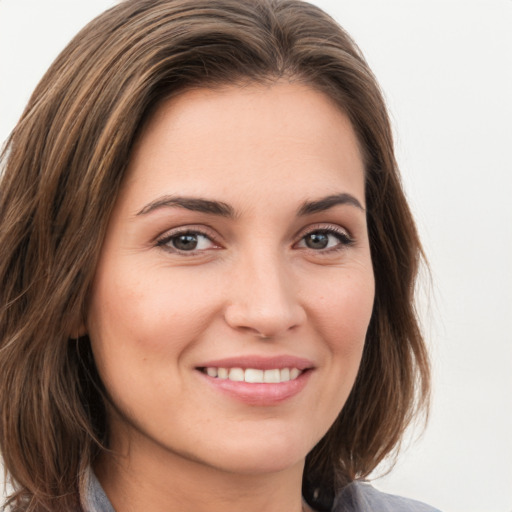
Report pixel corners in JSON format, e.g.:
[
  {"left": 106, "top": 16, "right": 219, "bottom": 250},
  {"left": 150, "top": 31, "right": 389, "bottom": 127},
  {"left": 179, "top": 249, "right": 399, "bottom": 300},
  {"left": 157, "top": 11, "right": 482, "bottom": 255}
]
[{"left": 80, "top": 468, "right": 115, "bottom": 512}]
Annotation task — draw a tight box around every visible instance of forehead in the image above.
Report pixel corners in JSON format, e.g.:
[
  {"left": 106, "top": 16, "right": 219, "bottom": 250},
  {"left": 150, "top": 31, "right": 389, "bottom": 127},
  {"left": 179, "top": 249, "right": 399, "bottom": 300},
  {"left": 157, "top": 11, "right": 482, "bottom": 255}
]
[{"left": 121, "top": 82, "right": 366, "bottom": 210}]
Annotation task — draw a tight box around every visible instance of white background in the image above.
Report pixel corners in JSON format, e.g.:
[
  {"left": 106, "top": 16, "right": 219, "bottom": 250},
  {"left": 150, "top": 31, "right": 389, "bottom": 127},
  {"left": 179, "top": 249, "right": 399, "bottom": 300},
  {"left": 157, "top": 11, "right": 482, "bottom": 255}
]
[{"left": 1, "top": 1, "right": 511, "bottom": 511}]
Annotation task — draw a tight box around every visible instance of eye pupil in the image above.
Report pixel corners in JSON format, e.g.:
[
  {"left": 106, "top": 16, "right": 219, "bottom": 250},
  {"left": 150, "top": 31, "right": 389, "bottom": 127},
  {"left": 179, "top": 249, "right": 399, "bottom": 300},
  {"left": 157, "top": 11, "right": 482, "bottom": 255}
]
[
  {"left": 174, "top": 234, "right": 198, "bottom": 251},
  {"left": 305, "top": 232, "right": 329, "bottom": 249}
]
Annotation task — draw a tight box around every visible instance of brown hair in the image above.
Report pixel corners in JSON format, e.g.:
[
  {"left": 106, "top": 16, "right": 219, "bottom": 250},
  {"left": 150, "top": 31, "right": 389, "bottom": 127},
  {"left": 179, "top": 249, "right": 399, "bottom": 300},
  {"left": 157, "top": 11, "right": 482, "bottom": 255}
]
[{"left": 0, "top": 1, "right": 430, "bottom": 510}]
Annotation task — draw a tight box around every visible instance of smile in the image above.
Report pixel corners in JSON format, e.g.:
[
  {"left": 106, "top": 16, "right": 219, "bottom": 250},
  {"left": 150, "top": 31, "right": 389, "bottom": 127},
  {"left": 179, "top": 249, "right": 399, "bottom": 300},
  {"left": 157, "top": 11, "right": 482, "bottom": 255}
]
[
  {"left": 201, "top": 367, "right": 303, "bottom": 383},
  {"left": 195, "top": 356, "right": 314, "bottom": 404}
]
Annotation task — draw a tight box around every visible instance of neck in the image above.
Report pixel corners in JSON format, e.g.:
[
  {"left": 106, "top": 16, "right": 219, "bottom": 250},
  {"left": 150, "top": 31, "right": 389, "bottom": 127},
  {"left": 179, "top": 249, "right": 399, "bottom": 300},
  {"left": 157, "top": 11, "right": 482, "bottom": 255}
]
[{"left": 94, "top": 436, "right": 309, "bottom": 512}]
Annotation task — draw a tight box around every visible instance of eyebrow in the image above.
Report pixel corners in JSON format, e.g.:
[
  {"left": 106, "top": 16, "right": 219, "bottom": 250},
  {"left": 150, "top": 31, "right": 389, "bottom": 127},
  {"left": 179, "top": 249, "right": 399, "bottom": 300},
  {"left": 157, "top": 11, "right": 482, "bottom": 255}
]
[
  {"left": 136, "top": 192, "right": 364, "bottom": 218},
  {"left": 297, "top": 193, "right": 364, "bottom": 215},
  {"left": 136, "top": 196, "right": 235, "bottom": 217}
]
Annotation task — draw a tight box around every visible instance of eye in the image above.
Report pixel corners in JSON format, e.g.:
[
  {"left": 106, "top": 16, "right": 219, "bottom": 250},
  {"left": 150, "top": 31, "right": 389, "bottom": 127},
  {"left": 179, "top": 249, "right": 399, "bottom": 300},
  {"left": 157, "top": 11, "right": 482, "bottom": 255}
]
[
  {"left": 157, "top": 230, "right": 218, "bottom": 253},
  {"left": 296, "top": 228, "right": 353, "bottom": 252}
]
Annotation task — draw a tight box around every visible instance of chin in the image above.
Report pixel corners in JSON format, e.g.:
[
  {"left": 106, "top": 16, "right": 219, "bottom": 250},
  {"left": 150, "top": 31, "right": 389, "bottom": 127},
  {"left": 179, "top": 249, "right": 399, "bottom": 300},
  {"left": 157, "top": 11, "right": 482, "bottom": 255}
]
[
  {"left": 208, "top": 449, "right": 305, "bottom": 476},
  {"left": 191, "top": 428, "right": 316, "bottom": 476}
]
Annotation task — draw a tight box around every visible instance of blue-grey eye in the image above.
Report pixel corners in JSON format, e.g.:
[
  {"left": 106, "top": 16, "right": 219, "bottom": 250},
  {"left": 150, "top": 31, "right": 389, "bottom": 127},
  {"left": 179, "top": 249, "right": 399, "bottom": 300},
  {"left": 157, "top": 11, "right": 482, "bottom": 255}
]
[
  {"left": 298, "top": 230, "right": 352, "bottom": 250},
  {"left": 304, "top": 232, "right": 330, "bottom": 249}
]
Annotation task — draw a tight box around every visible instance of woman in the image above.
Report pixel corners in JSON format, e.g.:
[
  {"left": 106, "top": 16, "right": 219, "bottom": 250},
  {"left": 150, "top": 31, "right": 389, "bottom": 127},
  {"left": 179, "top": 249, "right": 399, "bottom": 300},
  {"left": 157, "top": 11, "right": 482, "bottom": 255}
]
[{"left": 0, "top": 1, "right": 437, "bottom": 511}]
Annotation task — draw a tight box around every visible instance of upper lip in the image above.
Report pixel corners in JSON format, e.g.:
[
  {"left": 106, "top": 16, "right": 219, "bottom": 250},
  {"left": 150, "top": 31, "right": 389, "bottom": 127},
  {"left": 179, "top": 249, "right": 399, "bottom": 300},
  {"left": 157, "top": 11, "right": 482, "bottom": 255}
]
[{"left": 196, "top": 355, "right": 314, "bottom": 371}]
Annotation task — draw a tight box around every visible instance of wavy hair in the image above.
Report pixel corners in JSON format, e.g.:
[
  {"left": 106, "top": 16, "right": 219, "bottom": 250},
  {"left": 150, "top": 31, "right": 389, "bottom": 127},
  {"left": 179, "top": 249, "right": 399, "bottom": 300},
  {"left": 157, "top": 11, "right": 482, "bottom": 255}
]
[{"left": 0, "top": 1, "right": 430, "bottom": 510}]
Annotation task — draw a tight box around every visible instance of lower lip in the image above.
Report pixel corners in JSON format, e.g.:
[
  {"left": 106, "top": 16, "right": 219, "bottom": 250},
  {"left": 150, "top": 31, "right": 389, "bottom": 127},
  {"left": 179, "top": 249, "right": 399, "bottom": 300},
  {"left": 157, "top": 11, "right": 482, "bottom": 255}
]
[{"left": 197, "top": 370, "right": 312, "bottom": 406}]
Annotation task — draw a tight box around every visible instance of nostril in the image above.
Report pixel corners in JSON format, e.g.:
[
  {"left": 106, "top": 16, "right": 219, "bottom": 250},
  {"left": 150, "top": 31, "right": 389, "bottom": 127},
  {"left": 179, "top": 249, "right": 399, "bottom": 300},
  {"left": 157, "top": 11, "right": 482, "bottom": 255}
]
[{"left": 223, "top": 286, "right": 306, "bottom": 338}]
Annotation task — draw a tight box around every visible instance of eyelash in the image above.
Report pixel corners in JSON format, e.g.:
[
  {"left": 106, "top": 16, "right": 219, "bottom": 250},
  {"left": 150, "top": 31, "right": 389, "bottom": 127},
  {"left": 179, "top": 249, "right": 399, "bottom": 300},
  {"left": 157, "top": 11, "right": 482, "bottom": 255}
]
[
  {"left": 295, "top": 225, "right": 354, "bottom": 254},
  {"left": 156, "top": 225, "right": 354, "bottom": 255},
  {"left": 156, "top": 227, "right": 220, "bottom": 255}
]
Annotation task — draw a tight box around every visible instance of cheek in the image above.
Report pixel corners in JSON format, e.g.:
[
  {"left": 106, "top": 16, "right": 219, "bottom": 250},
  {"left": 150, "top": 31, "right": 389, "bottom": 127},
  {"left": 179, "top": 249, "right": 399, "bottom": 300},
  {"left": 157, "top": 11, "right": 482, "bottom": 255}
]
[
  {"left": 308, "top": 269, "right": 375, "bottom": 356},
  {"left": 85, "top": 266, "right": 218, "bottom": 419},
  {"left": 87, "top": 263, "right": 222, "bottom": 363},
  {"left": 298, "top": 267, "right": 374, "bottom": 438}
]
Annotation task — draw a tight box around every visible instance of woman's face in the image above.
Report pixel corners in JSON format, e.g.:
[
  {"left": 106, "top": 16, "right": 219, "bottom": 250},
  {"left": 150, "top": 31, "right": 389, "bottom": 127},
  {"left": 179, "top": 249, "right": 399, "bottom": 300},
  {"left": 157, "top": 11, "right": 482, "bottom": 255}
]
[{"left": 87, "top": 82, "right": 375, "bottom": 477}]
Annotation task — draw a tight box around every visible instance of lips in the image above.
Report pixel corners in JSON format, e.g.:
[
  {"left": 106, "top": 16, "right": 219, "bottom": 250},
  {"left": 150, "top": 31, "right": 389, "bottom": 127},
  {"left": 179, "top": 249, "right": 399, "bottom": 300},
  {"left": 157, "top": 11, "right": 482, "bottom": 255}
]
[{"left": 196, "top": 355, "right": 314, "bottom": 405}]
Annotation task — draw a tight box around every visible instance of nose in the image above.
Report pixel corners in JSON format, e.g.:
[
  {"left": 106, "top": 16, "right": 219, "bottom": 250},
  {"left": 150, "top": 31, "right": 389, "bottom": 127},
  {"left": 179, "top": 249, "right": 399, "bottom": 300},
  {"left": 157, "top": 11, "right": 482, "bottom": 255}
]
[{"left": 224, "top": 250, "right": 306, "bottom": 339}]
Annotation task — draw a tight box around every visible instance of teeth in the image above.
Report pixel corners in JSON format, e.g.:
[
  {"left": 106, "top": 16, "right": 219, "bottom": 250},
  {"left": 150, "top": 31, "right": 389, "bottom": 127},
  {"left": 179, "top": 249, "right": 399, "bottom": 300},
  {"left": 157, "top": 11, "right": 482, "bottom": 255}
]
[
  {"left": 264, "top": 369, "right": 280, "bottom": 383},
  {"left": 290, "top": 368, "right": 300, "bottom": 380},
  {"left": 203, "top": 367, "right": 303, "bottom": 383},
  {"left": 228, "top": 368, "right": 244, "bottom": 381},
  {"left": 245, "top": 368, "right": 264, "bottom": 383},
  {"left": 206, "top": 367, "right": 218, "bottom": 377}
]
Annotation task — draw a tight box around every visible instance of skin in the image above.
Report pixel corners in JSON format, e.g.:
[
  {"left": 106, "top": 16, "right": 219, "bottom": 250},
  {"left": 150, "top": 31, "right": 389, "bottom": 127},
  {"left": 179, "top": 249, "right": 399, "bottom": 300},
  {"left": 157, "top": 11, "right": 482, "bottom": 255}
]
[{"left": 87, "top": 82, "right": 375, "bottom": 512}]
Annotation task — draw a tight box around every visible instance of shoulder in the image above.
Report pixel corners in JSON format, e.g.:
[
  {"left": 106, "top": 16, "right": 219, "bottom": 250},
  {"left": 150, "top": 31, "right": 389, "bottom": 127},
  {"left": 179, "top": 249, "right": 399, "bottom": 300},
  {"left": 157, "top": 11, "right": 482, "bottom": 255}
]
[{"left": 332, "top": 481, "right": 442, "bottom": 512}]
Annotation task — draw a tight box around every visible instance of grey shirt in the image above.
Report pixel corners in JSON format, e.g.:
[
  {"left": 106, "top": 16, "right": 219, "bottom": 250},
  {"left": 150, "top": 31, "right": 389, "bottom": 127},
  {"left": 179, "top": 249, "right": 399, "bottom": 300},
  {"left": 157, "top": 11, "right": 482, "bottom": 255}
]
[{"left": 81, "top": 470, "right": 441, "bottom": 512}]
